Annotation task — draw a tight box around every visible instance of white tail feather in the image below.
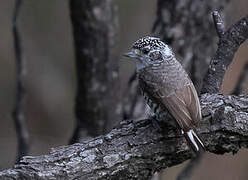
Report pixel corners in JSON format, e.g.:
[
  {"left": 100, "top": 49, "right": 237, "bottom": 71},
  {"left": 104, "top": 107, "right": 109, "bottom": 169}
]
[
  {"left": 185, "top": 129, "right": 205, "bottom": 152},
  {"left": 191, "top": 129, "right": 205, "bottom": 149},
  {"left": 187, "top": 130, "right": 199, "bottom": 151}
]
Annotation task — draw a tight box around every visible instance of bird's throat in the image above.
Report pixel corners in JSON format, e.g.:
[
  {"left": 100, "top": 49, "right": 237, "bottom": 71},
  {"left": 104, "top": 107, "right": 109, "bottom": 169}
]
[{"left": 136, "top": 60, "right": 148, "bottom": 71}]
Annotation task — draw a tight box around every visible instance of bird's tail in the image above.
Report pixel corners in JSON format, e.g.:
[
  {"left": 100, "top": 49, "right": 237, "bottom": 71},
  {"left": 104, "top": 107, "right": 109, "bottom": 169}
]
[{"left": 183, "top": 129, "right": 205, "bottom": 153}]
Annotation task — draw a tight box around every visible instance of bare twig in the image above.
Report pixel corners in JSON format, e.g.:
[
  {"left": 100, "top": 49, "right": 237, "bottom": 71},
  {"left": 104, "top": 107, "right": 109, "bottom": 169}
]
[
  {"left": 212, "top": 11, "right": 225, "bottom": 38},
  {"left": 1, "top": 93, "right": 248, "bottom": 179},
  {"left": 12, "top": 0, "right": 29, "bottom": 163},
  {"left": 232, "top": 62, "right": 248, "bottom": 95},
  {"left": 201, "top": 13, "right": 248, "bottom": 93}
]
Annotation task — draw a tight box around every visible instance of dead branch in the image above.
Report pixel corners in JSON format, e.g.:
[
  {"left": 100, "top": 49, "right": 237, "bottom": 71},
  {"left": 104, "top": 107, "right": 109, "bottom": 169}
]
[
  {"left": 212, "top": 11, "right": 225, "bottom": 38},
  {"left": 1, "top": 93, "right": 248, "bottom": 179}
]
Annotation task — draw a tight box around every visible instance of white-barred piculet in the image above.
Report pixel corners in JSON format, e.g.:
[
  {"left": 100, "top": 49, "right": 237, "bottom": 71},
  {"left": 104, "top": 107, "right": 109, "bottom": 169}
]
[{"left": 124, "top": 36, "right": 205, "bottom": 152}]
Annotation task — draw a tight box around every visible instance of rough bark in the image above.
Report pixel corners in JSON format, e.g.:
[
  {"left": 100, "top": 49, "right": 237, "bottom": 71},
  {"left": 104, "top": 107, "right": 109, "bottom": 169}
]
[
  {"left": 1, "top": 94, "right": 248, "bottom": 180},
  {"left": 69, "top": 0, "right": 120, "bottom": 143}
]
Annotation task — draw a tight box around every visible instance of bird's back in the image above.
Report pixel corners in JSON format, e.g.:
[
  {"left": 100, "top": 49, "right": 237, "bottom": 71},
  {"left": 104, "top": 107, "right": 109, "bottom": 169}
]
[{"left": 138, "top": 60, "right": 191, "bottom": 96}]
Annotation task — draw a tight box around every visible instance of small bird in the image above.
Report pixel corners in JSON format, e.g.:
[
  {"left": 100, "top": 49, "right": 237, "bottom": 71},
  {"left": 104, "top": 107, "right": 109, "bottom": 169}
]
[{"left": 124, "top": 36, "right": 204, "bottom": 152}]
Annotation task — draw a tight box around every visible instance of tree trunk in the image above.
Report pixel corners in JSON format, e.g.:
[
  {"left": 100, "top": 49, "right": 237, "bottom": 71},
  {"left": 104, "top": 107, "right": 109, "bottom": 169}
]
[{"left": 69, "top": 0, "right": 121, "bottom": 143}]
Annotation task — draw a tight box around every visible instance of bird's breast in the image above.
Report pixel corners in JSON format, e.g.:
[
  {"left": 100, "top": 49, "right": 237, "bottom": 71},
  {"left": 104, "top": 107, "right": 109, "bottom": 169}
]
[{"left": 142, "top": 90, "right": 167, "bottom": 120}]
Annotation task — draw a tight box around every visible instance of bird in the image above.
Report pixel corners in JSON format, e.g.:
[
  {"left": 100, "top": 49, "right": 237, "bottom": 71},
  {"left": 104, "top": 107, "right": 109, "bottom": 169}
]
[{"left": 124, "top": 36, "right": 204, "bottom": 152}]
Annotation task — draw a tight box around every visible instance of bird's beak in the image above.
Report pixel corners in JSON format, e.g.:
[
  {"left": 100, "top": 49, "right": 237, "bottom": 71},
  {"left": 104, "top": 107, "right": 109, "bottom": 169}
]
[{"left": 123, "top": 51, "right": 137, "bottom": 58}]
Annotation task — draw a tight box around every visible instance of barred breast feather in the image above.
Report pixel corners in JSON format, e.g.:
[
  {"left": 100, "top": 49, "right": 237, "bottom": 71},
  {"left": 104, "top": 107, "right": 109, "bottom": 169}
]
[{"left": 138, "top": 60, "right": 201, "bottom": 131}]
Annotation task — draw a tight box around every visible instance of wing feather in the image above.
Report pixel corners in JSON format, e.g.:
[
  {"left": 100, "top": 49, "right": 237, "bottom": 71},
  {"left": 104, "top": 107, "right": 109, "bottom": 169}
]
[
  {"left": 139, "top": 74, "right": 201, "bottom": 131},
  {"left": 161, "top": 83, "right": 201, "bottom": 131}
]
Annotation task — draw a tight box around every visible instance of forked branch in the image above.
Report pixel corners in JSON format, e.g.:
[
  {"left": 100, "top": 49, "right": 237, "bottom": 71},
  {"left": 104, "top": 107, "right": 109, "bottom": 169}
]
[{"left": 202, "top": 12, "right": 248, "bottom": 94}]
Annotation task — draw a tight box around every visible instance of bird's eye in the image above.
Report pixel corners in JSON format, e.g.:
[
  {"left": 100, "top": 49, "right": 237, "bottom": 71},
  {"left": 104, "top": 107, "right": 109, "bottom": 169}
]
[
  {"left": 142, "top": 48, "right": 150, "bottom": 54},
  {"left": 150, "top": 51, "right": 162, "bottom": 61}
]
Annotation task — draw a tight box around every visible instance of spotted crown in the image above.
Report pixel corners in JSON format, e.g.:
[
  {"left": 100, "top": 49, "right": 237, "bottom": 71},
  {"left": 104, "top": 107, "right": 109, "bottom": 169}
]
[{"left": 132, "top": 36, "right": 166, "bottom": 50}]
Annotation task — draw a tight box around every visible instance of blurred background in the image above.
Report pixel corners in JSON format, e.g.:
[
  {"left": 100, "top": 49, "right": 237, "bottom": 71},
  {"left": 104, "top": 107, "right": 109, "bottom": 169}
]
[{"left": 0, "top": 0, "right": 247, "bottom": 179}]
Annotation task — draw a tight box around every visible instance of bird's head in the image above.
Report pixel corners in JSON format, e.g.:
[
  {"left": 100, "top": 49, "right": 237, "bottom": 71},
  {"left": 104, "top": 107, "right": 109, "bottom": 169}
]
[{"left": 124, "top": 36, "right": 173, "bottom": 70}]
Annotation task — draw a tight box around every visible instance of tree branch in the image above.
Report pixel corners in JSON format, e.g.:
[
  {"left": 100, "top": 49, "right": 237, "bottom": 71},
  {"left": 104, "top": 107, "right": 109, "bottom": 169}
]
[
  {"left": 212, "top": 11, "right": 225, "bottom": 38},
  {"left": 201, "top": 13, "right": 248, "bottom": 93},
  {"left": 12, "top": 0, "right": 29, "bottom": 163},
  {"left": 1, "top": 93, "right": 248, "bottom": 179}
]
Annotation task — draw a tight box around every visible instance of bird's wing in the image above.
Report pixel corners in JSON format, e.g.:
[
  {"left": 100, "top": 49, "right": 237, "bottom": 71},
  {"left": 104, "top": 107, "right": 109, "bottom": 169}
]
[
  {"left": 139, "top": 72, "right": 201, "bottom": 131},
  {"left": 160, "top": 83, "right": 201, "bottom": 131}
]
